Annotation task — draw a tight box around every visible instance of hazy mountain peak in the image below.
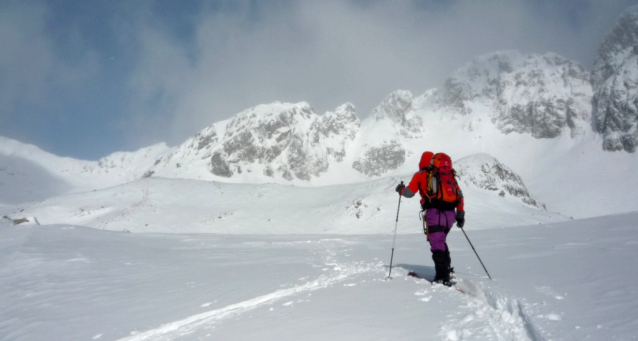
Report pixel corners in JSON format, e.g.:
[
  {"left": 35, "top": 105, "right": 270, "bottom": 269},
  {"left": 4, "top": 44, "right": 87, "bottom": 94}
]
[
  {"left": 371, "top": 90, "right": 414, "bottom": 124},
  {"left": 592, "top": 5, "right": 638, "bottom": 87},
  {"left": 433, "top": 50, "right": 592, "bottom": 139},
  {"left": 592, "top": 5, "right": 638, "bottom": 152},
  {"left": 333, "top": 102, "right": 357, "bottom": 117}
]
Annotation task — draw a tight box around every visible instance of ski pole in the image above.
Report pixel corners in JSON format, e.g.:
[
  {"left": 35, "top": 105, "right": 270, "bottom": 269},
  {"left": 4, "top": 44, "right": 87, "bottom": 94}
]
[
  {"left": 386, "top": 182, "right": 403, "bottom": 279},
  {"left": 460, "top": 227, "right": 492, "bottom": 280}
]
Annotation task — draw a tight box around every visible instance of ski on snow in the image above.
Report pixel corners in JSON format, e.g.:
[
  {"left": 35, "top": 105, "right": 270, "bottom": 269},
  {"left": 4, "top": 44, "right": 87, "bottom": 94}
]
[{"left": 407, "top": 271, "right": 466, "bottom": 294}]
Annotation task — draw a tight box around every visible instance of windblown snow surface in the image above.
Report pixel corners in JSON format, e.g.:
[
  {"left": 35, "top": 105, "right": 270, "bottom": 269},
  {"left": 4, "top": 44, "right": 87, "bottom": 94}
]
[{"left": 1, "top": 181, "right": 637, "bottom": 340}]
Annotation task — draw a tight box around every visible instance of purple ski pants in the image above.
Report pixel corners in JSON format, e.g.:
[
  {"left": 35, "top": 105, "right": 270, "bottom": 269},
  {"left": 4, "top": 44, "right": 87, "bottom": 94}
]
[{"left": 425, "top": 208, "right": 456, "bottom": 252}]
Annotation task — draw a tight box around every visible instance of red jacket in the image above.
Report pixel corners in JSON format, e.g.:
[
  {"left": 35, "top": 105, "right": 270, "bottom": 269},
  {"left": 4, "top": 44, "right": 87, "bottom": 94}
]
[{"left": 400, "top": 151, "right": 464, "bottom": 212}]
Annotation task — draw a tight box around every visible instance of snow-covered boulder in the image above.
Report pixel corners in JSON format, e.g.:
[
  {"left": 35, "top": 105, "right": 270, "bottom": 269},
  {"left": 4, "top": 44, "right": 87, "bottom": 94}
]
[
  {"left": 432, "top": 51, "right": 592, "bottom": 139},
  {"left": 455, "top": 153, "right": 545, "bottom": 209},
  {"left": 592, "top": 5, "right": 638, "bottom": 152}
]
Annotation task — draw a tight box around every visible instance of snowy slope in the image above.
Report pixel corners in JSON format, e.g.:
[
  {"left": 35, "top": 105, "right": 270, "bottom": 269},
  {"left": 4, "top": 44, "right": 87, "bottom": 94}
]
[
  {"left": 2, "top": 212, "right": 637, "bottom": 341},
  {"left": 149, "top": 102, "right": 362, "bottom": 185},
  {"left": 0, "top": 135, "right": 169, "bottom": 204},
  {"left": 455, "top": 153, "right": 545, "bottom": 209},
  {"left": 428, "top": 51, "right": 592, "bottom": 139},
  {"left": 5, "top": 174, "right": 563, "bottom": 234}
]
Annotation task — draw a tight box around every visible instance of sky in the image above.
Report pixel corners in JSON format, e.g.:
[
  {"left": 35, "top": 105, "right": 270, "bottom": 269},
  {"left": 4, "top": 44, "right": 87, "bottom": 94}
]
[{"left": 0, "top": 0, "right": 636, "bottom": 160}]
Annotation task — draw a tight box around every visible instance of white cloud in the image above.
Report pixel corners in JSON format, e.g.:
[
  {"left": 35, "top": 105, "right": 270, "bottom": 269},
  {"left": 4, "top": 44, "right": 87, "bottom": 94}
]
[
  {"left": 122, "top": 0, "right": 635, "bottom": 148},
  {"left": 0, "top": 2, "right": 98, "bottom": 121},
  {"left": 2, "top": 0, "right": 636, "bottom": 156}
]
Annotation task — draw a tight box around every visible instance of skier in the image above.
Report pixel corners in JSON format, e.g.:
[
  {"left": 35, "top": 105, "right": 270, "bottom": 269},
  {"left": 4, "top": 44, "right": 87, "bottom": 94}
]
[{"left": 395, "top": 151, "right": 465, "bottom": 285}]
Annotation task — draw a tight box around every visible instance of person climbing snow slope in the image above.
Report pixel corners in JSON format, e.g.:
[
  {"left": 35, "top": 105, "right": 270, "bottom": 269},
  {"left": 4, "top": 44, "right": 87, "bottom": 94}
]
[{"left": 395, "top": 151, "right": 465, "bottom": 286}]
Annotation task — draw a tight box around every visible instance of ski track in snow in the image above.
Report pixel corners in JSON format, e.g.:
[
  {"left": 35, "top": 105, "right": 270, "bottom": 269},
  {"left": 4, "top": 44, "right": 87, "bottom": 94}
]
[
  {"left": 116, "top": 254, "right": 381, "bottom": 341},
  {"left": 440, "top": 280, "right": 545, "bottom": 341},
  {"left": 115, "top": 241, "right": 548, "bottom": 341},
  {"left": 93, "top": 188, "right": 150, "bottom": 230}
]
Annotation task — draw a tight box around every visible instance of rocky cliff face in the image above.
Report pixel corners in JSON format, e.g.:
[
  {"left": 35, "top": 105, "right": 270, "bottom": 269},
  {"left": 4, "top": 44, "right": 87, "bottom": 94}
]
[
  {"left": 455, "top": 154, "right": 546, "bottom": 209},
  {"left": 592, "top": 5, "right": 638, "bottom": 152},
  {"left": 352, "top": 140, "right": 405, "bottom": 177},
  {"left": 151, "top": 102, "right": 360, "bottom": 182},
  {"left": 370, "top": 90, "right": 424, "bottom": 138},
  {"left": 432, "top": 51, "right": 592, "bottom": 139},
  {"left": 126, "top": 9, "right": 638, "bottom": 185},
  {"left": 349, "top": 90, "right": 422, "bottom": 177}
]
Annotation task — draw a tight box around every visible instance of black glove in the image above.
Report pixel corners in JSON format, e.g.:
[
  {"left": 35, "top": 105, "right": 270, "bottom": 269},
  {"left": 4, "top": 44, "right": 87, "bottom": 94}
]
[
  {"left": 456, "top": 211, "right": 465, "bottom": 228},
  {"left": 395, "top": 182, "right": 405, "bottom": 194}
]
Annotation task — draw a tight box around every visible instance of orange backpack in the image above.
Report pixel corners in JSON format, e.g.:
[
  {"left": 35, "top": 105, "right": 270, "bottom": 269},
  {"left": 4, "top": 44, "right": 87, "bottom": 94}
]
[{"left": 426, "top": 153, "right": 462, "bottom": 210}]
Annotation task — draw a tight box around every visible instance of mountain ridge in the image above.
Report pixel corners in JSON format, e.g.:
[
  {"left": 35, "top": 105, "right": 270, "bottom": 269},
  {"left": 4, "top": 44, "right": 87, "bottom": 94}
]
[
  {"left": 3, "top": 5, "right": 638, "bottom": 219},
  {"left": 592, "top": 5, "right": 638, "bottom": 152}
]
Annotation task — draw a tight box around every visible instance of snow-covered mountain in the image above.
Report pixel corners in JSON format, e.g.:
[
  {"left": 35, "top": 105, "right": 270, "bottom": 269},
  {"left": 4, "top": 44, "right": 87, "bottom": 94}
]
[
  {"left": 3, "top": 5, "right": 638, "bottom": 220},
  {"left": 427, "top": 51, "right": 592, "bottom": 139},
  {"left": 150, "top": 102, "right": 360, "bottom": 183},
  {"left": 0, "top": 136, "right": 168, "bottom": 204},
  {"left": 369, "top": 89, "right": 426, "bottom": 138},
  {"left": 350, "top": 90, "right": 428, "bottom": 177},
  {"left": 592, "top": 5, "right": 638, "bottom": 152},
  {"left": 455, "top": 154, "right": 545, "bottom": 209},
  {"left": 141, "top": 51, "right": 597, "bottom": 187}
]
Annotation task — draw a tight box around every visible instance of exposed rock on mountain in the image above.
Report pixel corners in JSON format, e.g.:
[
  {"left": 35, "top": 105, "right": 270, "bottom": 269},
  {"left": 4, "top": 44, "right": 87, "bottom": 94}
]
[
  {"left": 347, "top": 90, "right": 424, "bottom": 178},
  {"left": 352, "top": 140, "right": 405, "bottom": 177},
  {"left": 151, "top": 102, "right": 361, "bottom": 182},
  {"left": 592, "top": 5, "right": 638, "bottom": 152},
  {"left": 311, "top": 103, "right": 359, "bottom": 161},
  {"left": 455, "top": 153, "right": 546, "bottom": 209},
  {"left": 371, "top": 90, "right": 423, "bottom": 138},
  {"left": 432, "top": 51, "right": 592, "bottom": 139}
]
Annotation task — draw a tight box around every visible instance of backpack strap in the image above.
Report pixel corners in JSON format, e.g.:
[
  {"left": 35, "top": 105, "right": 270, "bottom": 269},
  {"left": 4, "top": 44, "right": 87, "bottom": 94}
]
[{"left": 418, "top": 166, "right": 433, "bottom": 201}]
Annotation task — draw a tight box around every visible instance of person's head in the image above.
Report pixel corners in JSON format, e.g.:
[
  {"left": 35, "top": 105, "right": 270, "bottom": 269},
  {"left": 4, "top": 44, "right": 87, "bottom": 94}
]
[{"left": 419, "top": 151, "right": 434, "bottom": 169}]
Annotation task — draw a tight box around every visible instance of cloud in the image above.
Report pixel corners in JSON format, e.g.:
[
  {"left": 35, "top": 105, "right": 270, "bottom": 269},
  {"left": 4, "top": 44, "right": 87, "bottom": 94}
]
[
  {"left": 2, "top": 0, "right": 636, "bottom": 158},
  {"left": 0, "top": 2, "right": 98, "bottom": 111},
  {"left": 122, "top": 0, "right": 636, "bottom": 149},
  {"left": 0, "top": 1, "right": 98, "bottom": 150}
]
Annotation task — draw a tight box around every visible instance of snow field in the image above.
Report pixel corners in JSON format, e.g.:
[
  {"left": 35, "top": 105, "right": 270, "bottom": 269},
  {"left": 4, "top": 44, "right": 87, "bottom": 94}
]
[
  {"left": 4, "top": 211, "right": 637, "bottom": 340},
  {"left": 5, "top": 177, "right": 565, "bottom": 234}
]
